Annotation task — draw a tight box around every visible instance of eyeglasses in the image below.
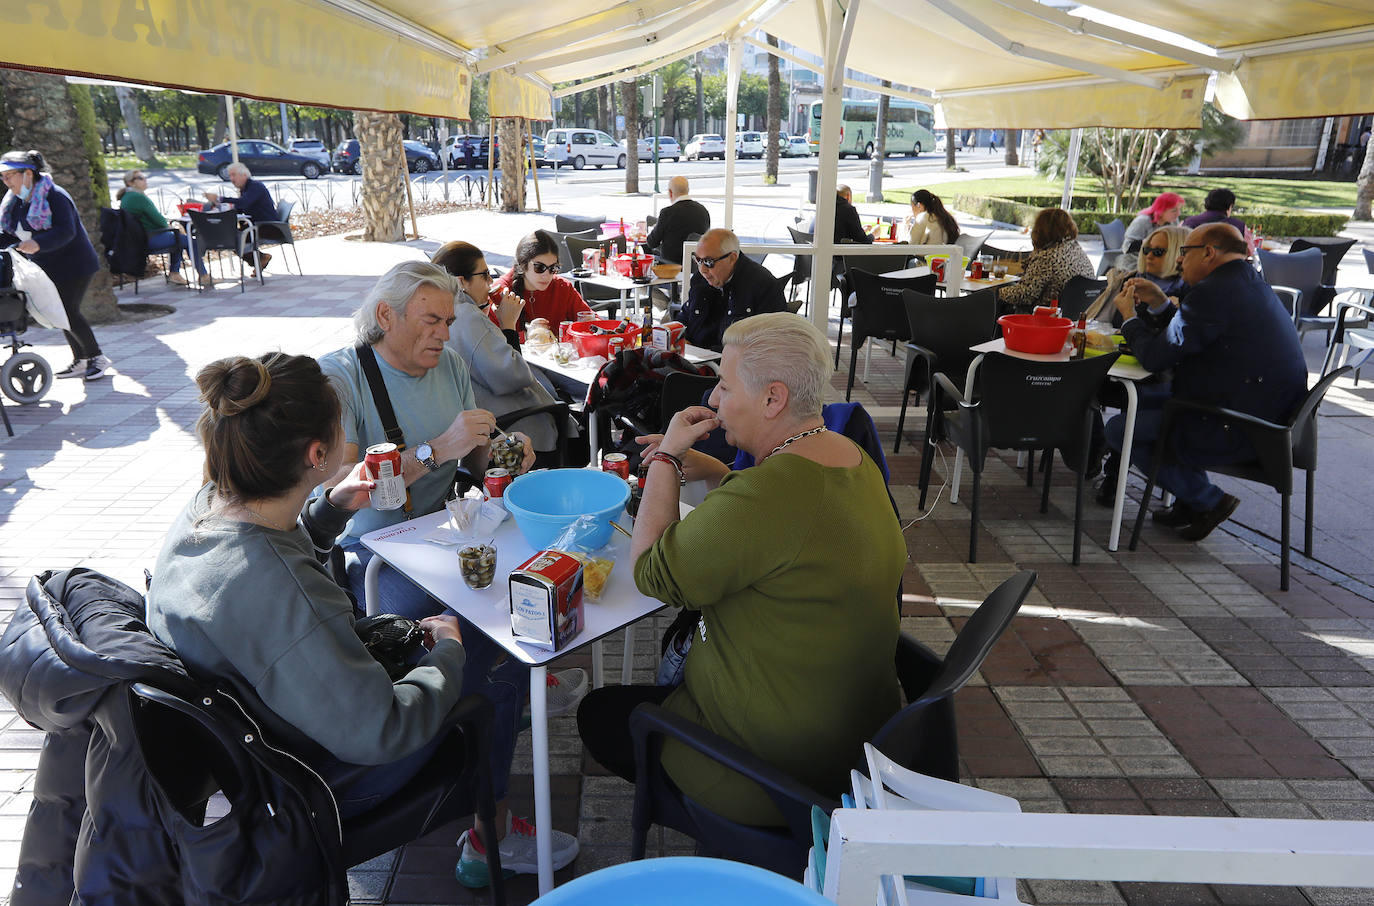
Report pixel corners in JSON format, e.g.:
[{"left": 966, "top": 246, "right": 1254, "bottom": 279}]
[
  {"left": 692, "top": 251, "right": 737, "bottom": 269},
  {"left": 528, "top": 261, "right": 561, "bottom": 275},
  {"left": 466, "top": 269, "right": 498, "bottom": 280},
  {"left": 1178, "top": 244, "right": 1212, "bottom": 255},
  {"left": 1142, "top": 246, "right": 1168, "bottom": 258}
]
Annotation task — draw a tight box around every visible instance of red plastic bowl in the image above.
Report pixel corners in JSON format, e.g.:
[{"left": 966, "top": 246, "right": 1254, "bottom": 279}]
[
  {"left": 998, "top": 314, "right": 1073, "bottom": 355},
  {"left": 612, "top": 253, "right": 654, "bottom": 279},
  {"left": 567, "top": 320, "right": 642, "bottom": 358}
]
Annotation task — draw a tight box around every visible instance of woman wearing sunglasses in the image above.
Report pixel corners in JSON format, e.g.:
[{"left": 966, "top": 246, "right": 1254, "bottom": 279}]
[
  {"left": 433, "top": 240, "right": 574, "bottom": 468},
  {"left": 1088, "top": 224, "right": 1190, "bottom": 327},
  {"left": 488, "top": 229, "right": 593, "bottom": 335}
]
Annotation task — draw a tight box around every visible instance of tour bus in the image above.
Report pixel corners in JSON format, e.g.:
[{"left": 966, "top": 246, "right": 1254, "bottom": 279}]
[{"left": 807, "top": 98, "right": 937, "bottom": 158}]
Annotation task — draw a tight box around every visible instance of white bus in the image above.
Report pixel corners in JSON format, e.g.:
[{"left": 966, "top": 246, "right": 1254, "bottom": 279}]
[{"left": 808, "top": 98, "right": 937, "bottom": 158}]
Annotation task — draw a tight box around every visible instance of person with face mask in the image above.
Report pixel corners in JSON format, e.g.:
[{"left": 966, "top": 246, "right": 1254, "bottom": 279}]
[{"left": 0, "top": 149, "right": 110, "bottom": 381}]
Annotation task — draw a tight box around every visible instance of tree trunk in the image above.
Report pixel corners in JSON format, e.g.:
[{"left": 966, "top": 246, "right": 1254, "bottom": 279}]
[
  {"left": 115, "top": 87, "right": 158, "bottom": 166},
  {"left": 695, "top": 55, "right": 705, "bottom": 136},
  {"left": 1354, "top": 135, "right": 1374, "bottom": 221},
  {"left": 945, "top": 128, "right": 956, "bottom": 168},
  {"left": 596, "top": 86, "right": 610, "bottom": 135},
  {"left": 499, "top": 117, "right": 526, "bottom": 213},
  {"left": 213, "top": 98, "right": 227, "bottom": 145},
  {"left": 764, "top": 35, "right": 782, "bottom": 185},
  {"left": 354, "top": 111, "right": 406, "bottom": 242},
  {"left": 621, "top": 80, "right": 640, "bottom": 193},
  {"left": 1004, "top": 129, "right": 1020, "bottom": 166},
  {"left": 573, "top": 88, "right": 582, "bottom": 128},
  {"left": 0, "top": 70, "right": 119, "bottom": 323},
  {"left": 867, "top": 85, "right": 890, "bottom": 202}
]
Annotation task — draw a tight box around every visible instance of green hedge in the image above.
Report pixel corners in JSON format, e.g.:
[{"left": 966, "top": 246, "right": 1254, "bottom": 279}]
[{"left": 951, "top": 193, "right": 1348, "bottom": 239}]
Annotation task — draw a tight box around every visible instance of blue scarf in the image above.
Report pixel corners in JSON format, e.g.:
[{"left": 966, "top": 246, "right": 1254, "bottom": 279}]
[{"left": 1, "top": 172, "right": 55, "bottom": 234}]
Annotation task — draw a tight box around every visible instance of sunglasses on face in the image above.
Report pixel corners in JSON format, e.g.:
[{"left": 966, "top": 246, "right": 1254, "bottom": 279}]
[
  {"left": 466, "top": 269, "right": 498, "bottom": 280},
  {"left": 528, "top": 261, "right": 561, "bottom": 275},
  {"left": 692, "top": 251, "right": 737, "bottom": 269},
  {"left": 1142, "top": 246, "right": 1169, "bottom": 258}
]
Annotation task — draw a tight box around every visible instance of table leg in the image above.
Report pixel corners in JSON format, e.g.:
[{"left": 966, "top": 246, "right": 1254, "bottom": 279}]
[
  {"left": 591, "top": 639, "right": 604, "bottom": 688},
  {"left": 621, "top": 625, "right": 635, "bottom": 685},
  {"left": 1107, "top": 379, "right": 1138, "bottom": 552},
  {"left": 530, "top": 662, "right": 554, "bottom": 894},
  {"left": 364, "top": 554, "right": 383, "bottom": 616},
  {"left": 588, "top": 409, "right": 603, "bottom": 466}
]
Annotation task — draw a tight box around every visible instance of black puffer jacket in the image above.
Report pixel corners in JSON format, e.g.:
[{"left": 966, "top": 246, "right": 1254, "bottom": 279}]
[{"left": 0, "top": 569, "right": 345, "bottom": 906}]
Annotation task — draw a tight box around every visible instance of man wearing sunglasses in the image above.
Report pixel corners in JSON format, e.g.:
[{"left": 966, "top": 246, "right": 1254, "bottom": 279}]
[
  {"left": 1104, "top": 223, "right": 1305, "bottom": 542},
  {"left": 683, "top": 228, "right": 787, "bottom": 351}
]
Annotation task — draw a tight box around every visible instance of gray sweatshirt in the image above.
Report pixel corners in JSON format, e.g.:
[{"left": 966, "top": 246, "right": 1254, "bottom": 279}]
[{"left": 146, "top": 484, "right": 466, "bottom": 766}]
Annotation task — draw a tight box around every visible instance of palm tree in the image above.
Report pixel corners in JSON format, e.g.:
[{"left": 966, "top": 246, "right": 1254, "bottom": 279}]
[
  {"left": 354, "top": 111, "right": 407, "bottom": 242},
  {"left": 765, "top": 35, "right": 781, "bottom": 184},
  {"left": 115, "top": 87, "right": 159, "bottom": 166},
  {"left": 695, "top": 53, "right": 706, "bottom": 135},
  {"left": 498, "top": 117, "right": 525, "bottom": 212},
  {"left": 621, "top": 79, "right": 640, "bottom": 193},
  {"left": 0, "top": 69, "right": 118, "bottom": 323},
  {"left": 1004, "top": 129, "right": 1020, "bottom": 166},
  {"left": 657, "top": 60, "right": 692, "bottom": 139},
  {"left": 1355, "top": 136, "right": 1374, "bottom": 221}
]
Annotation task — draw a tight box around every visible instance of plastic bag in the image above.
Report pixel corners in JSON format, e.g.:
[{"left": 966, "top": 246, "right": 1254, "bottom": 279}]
[{"left": 549, "top": 515, "right": 615, "bottom": 601}]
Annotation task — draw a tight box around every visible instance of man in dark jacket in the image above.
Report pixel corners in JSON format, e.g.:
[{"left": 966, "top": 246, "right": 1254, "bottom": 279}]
[
  {"left": 645, "top": 175, "right": 709, "bottom": 264},
  {"left": 682, "top": 228, "right": 786, "bottom": 351},
  {"left": 809, "top": 184, "right": 873, "bottom": 246},
  {"left": 203, "top": 162, "right": 276, "bottom": 272},
  {"left": 1106, "top": 223, "right": 1307, "bottom": 540}
]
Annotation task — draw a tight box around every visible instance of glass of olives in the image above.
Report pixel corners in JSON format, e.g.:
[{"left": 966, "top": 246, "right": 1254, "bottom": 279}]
[
  {"left": 458, "top": 543, "right": 498, "bottom": 590},
  {"left": 490, "top": 435, "right": 525, "bottom": 476}
]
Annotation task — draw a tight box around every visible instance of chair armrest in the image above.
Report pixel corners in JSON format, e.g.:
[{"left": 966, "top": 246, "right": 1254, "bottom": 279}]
[
  {"left": 496, "top": 401, "right": 569, "bottom": 430},
  {"left": 932, "top": 371, "right": 973, "bottom": 409},
  {"left": 1269, "top": 285, "right": 1301, "bottom": 321},
  {"left": 1162, "top": 397, "right": 1285, "bottom": 436},
  {"left": 629, "top": 702, "right": 832, "bottom": 844}
]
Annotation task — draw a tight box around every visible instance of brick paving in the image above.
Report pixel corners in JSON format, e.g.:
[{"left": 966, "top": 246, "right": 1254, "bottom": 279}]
[{"left": 0, "top": 211, "right": 1371, "bottom": 905}]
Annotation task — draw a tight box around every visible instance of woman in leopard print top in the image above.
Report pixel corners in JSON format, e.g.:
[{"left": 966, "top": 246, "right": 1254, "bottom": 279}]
[{"left": 998, "top": 208, "right": 1094, "bottom": 314}]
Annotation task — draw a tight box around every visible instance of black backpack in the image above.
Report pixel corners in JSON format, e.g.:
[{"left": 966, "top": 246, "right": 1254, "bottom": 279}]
[{"left": 98, "top": 206, "right": 150, "bottom": 279}]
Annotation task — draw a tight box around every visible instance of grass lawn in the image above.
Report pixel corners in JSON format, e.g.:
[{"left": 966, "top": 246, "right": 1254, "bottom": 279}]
[
  {"left": 886, "top": 174, "right": 1357, "bottom": 211},
  {"left": 103, "top": 152, "right": 198, "bottom": 171}
]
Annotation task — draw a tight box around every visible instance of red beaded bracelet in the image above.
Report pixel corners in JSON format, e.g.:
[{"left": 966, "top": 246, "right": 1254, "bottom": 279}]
[{"left": 647, "top": 451, "right": 686, "bottom": 484}]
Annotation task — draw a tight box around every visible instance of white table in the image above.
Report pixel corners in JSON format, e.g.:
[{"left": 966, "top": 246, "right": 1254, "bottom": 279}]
[
  {"left": 955, "top": 338, "right": 1151, "bottom": 552},
  {"left": 568, "top": 271, "right": 678, "bottom": 318},
  {"left": 360, "top": 506, "right": 668, "bottom": 894},
  {"left": 880, "top": 264, "right": 1019, "bottom": 297}
]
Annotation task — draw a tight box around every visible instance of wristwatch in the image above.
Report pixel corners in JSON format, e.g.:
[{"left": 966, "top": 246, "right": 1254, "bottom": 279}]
[{"left": 414, "top": 442, "right": 439, "bottom": 473}]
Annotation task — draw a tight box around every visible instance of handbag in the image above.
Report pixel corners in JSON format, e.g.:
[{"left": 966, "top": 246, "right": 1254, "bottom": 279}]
[{"left": 354, "top": 613, "right": 425, "bottom": 680}]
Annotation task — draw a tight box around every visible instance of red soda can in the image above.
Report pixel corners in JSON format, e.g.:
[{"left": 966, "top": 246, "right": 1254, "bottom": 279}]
[
  {"left": 601, "top": 452, "right": 630, "bottom": 480},
  {"left": 970, "top": 259, "right": 984, "bottom": 279},
  {"left": 931, "top": 257, "right": 946, "bottom": 281},
  {"left": 607, "top": 335, "right": 625, "bottom": 357},
  {"left": 484, "top": 468, "right": 512, "bottom": 499},
  {"left": 364, "top": 443, "right": 406, "bottom": 510}
]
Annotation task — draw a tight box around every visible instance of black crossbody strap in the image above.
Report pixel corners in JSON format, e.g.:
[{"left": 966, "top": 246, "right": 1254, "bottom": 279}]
[
  {"left": 355, "top": 344, "right": 412, "bottom": 513},
  {"left": 356, "top": 344, "right": 406, "bottom": 449}
]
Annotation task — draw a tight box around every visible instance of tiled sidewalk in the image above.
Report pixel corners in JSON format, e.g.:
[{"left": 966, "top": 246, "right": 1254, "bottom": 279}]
[{"left": 0, "top": 215, "right": 1371, "bottom": 906}]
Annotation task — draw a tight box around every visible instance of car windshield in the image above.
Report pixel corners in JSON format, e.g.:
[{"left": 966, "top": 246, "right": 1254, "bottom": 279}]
[{"left": 706, "top": 135, "right": 723, "bottom": 142}]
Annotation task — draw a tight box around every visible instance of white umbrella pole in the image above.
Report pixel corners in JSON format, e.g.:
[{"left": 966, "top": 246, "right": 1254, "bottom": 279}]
[
  {"left": 723, "top": 35, "right": 743, "bottom": 229},
  {"left": 1060, "top": 127, "right": 1082, "bottom": 210},
  {"left": 226, "top": 95, "right": 239, "bottom": 166}
]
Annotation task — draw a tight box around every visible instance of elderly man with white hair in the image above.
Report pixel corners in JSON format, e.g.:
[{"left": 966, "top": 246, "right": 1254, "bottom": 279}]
[
  {"left": 576, "top": 312, "right": 905, "bottom": 829},
  {"left": 203, "top": 161, "right": 277, "bottom": 273},
  {"left": 682, "top": 227, "right": 786, "bottom": 350},
  {"left": 317, "top": 260, "right": 581, "bottom": 887}
]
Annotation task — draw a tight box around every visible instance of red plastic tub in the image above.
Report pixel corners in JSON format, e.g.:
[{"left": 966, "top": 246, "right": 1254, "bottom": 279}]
[
  {"left": 998, "top": 314, "right": 1073, "bottom": 355},
  {"left": 567, "top": 320, "right": 642, "bottom": 358},
  {"left": 612, "top": 253, "right": 654, "bottom": 279}
]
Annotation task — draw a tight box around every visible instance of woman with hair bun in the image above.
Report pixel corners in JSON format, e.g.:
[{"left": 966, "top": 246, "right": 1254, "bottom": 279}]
[
  {"left": 146, "top": 352, "right": 474, "bottom": 823},
  {"left": 0, "top": 149, "right": 110, "bottom": 380},
  {"left": 488, "top": 229, "right": 593, "bottom": 335}
]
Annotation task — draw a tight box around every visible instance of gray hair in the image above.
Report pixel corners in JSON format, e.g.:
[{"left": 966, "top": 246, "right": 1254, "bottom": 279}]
[
  {"left": 354, "top": 260, "right": 459, "bottom": 345},
  {"left": 226, "top": 162, "right": 251, "bottom": 178},
  {"left": 722, "top": 313, "right": 830, "bottom": 419}
]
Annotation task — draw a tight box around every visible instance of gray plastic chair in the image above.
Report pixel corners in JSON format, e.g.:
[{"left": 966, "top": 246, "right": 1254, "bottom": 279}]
[{"left": 1095, "top": 219, "right": 1126, "bottom": 276}]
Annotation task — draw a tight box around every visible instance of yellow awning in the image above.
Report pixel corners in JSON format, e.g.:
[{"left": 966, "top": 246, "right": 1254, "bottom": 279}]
[
  {"left": 489, "top": 70, "right": 552, "bottom": 120},
  {"left": 936, "top": 75, "right": 1209, "bottom": 131},
  {"left": 1214, "top": 40, "right": 1374, "bottom": 120}
]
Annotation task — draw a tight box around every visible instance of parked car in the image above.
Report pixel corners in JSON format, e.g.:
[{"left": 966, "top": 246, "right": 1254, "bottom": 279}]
[
  {"left": 622, "top": 135, "right": 681, "bottom": 162},
  {"left": 330, "top": 139, "right": 440, "bottom": 174},
  {"left": 543, "top": 128, "right": 625, "bottom": 169},
  {"left": 197, "top": 140, "right": 324, "bottom": 180},
  {"left": 735, "top": 131, "right": 765, "bottom": 159},
  {"left": 684, "top": 133, "right": 725, "bottom": 160},
  {"left": 784, "top": 135, "right": 814, "bottom": 157},
  {"left": 286, "top": 138, "right": 330, "bottom": 167}
]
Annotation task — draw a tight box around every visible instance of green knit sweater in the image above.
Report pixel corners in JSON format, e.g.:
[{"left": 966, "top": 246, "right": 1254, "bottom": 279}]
[
  {"left": 119, "top": 188, "right": 169, "bottom": 233},
  {"left": 634, "top": 446, "right": 905, "bottom": 825}
]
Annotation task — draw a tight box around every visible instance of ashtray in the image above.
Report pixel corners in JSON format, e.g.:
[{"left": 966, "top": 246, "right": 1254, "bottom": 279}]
[
  {"left": 631, "top": 276, "right": 654, "bottom": 284},
  {"left": 571, "top": 268, "right": 592, "bottom": 278}
]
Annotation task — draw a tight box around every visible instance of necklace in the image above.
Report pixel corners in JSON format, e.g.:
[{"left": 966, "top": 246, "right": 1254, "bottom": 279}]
[{"left": 764, "top": 425, "right": 827, "bottom": 461}]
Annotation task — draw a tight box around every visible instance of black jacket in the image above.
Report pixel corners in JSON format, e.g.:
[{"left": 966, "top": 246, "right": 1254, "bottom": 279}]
[
  {"left": 683, "top": 252, "right": 787, "bottom": 351},
  {"left": 645, "top": 198, "right": 710, "bottom": 264},
  {"left": 0, "top": 569, "right": 346, "bottom": 906}
]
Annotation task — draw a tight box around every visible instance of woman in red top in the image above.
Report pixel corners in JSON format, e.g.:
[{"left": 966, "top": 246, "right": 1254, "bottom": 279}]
[{"left": 489, "top": 230, "right": 593, "bottom": 335}]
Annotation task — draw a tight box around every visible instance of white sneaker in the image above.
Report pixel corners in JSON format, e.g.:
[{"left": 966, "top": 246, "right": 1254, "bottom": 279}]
[
  {"left": 545, "top": 667, "right": 589, "bottom": 717},
  {"left": 455, "top": 815, "right": 579, "bottom": 887},
  {"left": 56, "top": 358, "right": 87, "bottom": 379},
  {"left": 85, "top": 355, "right": 113, "bottom": 382}
]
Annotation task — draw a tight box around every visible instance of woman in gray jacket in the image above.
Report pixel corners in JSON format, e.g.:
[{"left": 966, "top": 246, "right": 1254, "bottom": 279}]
[{"left": 433, "top": 241, "right": 570, "bottom": 466}]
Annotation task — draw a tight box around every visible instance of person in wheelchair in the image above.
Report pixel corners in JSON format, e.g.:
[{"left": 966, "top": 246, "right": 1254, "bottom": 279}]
[{"left": 576, "top": 313, "right": 906, "bottom": 826}]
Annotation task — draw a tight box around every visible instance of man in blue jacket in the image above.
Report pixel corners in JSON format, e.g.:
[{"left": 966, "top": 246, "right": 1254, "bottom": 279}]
[
  {"left": 203, "top": 162, "right": 276, "bottom": 273},
  {"left": 1106, "top": 223, "right": 1307, "bottom": 541},
  {"left": 682, "top": 228, "right": 786, "bottom": 351}
]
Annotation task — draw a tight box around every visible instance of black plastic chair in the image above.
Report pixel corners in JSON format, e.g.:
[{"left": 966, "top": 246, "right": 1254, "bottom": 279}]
[
  {"left": 1095, "top": 219, "right": 1126, "bottom": 276},
  {"left": 188, "top": 210, "right": 257, "bottom": 293},
  {"left": 1128, "top": 367, "right": 1351, "bottom": 591},
  {"left": 1259, "top": 247, "right": 1325, "bottom": 341},
  {"left": 554, "top": 213, "right": 606, "bottom": 234},
  {"left": 925, "top": 351, "right": 1119, "bottom": 563},
  {"left": 895, "top": 287, "right": 998, "bottom": 454},
  {"left": 1290, "top": 237, "right": 1358, "bottom": 341},
  {"left": 128, "top": 678, "right": 506, "bottom": 905},
  {"left": 254, "top": 200, "right": 302, "bottom": 275},
  {"left": 1365, "top": 248, "right": 1374, "bottom": 274},
  {"left": 1059, "top": 275, "right": 1109, "bottom": 321},
  {"left": 626, "top": 570, "right": 1035, "bottom": 878},
  {"left": 787, "top": 226, "right": 843, "bottom": 318},
  {"left": 561, "top": 232, "right": 624, "bottom": 316},
  {"left": 953, "top": 232, "right": 991, "bottom": 261},
  {"left": 454, "top": 401, "right": 575, "bottom": 494},
  {"left": 837, "top": 253, "right": 915, "bottom": 369},
  {"left": 844, "top": 268, "right": 938, "bottom": 401},
  {"left": 981, "top": 243, "right": 1031, "bottom": 265}
]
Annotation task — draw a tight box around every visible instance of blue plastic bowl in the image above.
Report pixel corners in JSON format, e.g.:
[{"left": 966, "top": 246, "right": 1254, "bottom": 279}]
[{"left": 503, "top": 468, "right": 629, "bottom": 550}]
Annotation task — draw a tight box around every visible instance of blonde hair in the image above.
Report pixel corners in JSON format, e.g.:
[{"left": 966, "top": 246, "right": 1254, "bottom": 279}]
[
  {"left": 722, "top": 313, "right": 830, "bottom": 419},
  {"left": 1136, "top": 225, "right": 1188, "bottom": 275}
]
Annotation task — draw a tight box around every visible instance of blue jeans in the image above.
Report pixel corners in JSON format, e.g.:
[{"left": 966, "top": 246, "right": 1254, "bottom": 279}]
[
  {"left": 147, "top": 229, "right": 206, "bottom": 274},
  {"left": 1105, "top": 405, "right": 1223, "bottom": 511},
  {"left": 341, "top": 539, "right": 526, "bottom": 802}
]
